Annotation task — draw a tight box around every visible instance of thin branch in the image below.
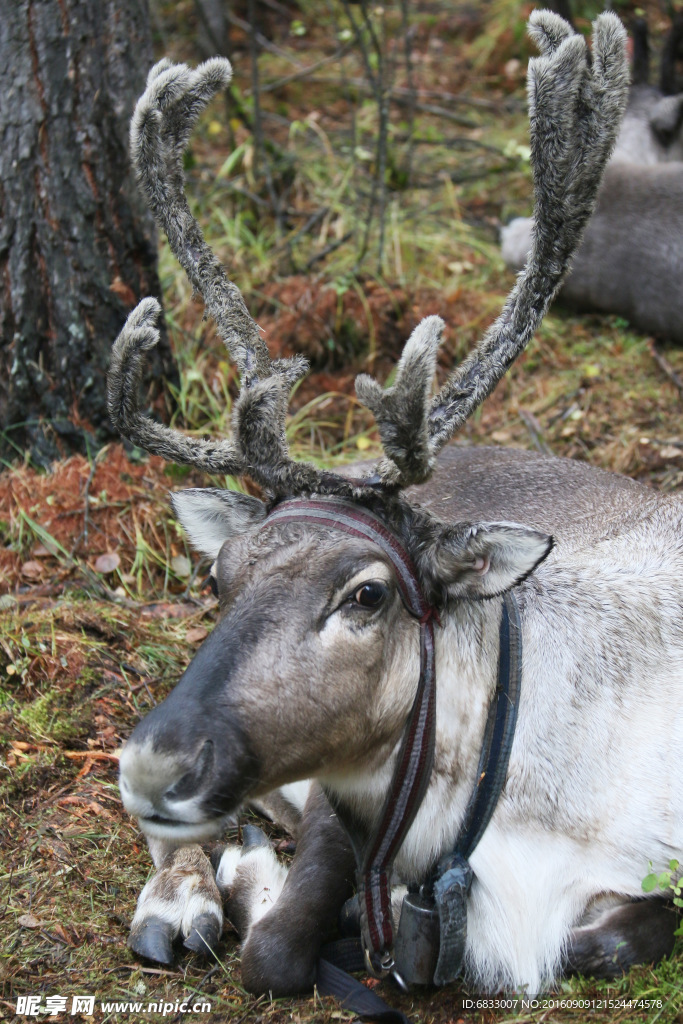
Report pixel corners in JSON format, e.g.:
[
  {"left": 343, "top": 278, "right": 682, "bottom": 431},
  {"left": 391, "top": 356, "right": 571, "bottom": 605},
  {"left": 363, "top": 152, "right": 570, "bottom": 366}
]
[
  {"left": 399, "top": 0, "right": 416, "bottom": 186},
  {"left": 247, "top": 0, "right": 280, "bottom": 226},
  {"left": 308, "top": 77, "right": 481, "bottom": 127},
  {"left": 69, "top": 445, "right": 101, "bottom": 557},
  {"left": 257, "top": 45, "right": 354, "bottom": 94},
  {"left": 649, "top": 340, "right": 683, "bottom": 400},
  {"left": 225, "top": 10, "right": 304, "bottom": 65},
  {"left": 305, "top": 231, "right": 354, "bottom": 269},
  {"left": 519, "top": 409, "right": 554, "bottom": 456}
]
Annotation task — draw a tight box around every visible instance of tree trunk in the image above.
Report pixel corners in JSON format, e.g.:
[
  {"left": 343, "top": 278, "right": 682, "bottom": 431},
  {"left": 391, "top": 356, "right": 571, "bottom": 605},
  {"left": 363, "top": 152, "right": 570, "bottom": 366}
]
[{"left": 0, "top": 0, "right": 177, "bottom": 466}]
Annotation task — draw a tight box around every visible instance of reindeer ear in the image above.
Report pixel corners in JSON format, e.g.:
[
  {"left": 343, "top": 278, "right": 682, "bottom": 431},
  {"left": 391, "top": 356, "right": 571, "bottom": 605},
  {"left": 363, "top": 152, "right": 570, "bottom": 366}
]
[
  {"left": 418, "top": 521, "right": 553, "bottom": 601},
  {"left": 649, "top": 94, "right": 683, "bottom": 147},
  {"left": 171, "top": 489, "right": 266, "bottom": 559}
]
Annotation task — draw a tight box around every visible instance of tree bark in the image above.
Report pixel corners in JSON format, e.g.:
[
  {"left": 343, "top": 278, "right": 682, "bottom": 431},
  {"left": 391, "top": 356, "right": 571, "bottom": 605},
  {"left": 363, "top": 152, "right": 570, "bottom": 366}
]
[{"left": 0, "top": 0, "right": 177, "bottom": 466}]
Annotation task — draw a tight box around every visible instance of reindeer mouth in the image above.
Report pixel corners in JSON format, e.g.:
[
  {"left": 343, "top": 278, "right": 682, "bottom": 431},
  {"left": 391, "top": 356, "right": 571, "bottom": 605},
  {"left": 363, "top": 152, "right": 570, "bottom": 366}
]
[{"left": 138, "top": 812, "right": 230, "bottom": 843}]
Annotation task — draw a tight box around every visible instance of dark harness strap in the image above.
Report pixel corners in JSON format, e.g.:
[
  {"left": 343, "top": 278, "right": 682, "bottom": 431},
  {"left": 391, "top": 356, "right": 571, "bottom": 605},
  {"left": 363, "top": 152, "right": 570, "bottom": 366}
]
[{"left": 428, "top": 589, "right": 522, "bottom": 986}]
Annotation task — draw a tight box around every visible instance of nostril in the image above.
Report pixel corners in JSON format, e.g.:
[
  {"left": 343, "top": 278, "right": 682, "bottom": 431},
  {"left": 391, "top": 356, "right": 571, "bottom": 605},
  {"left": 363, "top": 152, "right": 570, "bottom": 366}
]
[{"left": 164, "top": 739, "right": 214, "bottom": 802}]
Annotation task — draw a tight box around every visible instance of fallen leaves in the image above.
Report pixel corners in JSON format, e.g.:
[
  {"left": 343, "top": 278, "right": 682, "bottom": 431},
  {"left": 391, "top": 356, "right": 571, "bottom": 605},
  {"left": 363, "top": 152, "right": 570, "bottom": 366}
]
[
  {"left": 94, "top": 552, "right": 120, "bottom": 574},
  {"left": 17, "top": 913, "right": 42, "bottom": 929},
  {"left": 20, "top": 560, "right": 44, "bottom": 579},
  {"left": 140, "top": 601, "right": 199, "bottom": 620},
  {"left": 57, "top": 795, "right": 115, "bottom": 820},
  {"left": 186, "top": 625, "right": 208, "bottom": 643}
]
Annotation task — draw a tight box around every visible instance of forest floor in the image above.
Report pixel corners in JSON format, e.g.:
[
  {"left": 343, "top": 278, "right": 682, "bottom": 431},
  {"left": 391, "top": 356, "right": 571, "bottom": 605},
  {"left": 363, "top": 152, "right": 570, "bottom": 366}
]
[{"left": 2, "top": 1, "right": 683, "bottom": 1021}]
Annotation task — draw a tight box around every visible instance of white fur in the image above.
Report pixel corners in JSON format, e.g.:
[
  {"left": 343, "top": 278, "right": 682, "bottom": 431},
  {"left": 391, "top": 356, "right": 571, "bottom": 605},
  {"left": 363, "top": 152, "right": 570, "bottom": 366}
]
[
  {"left": 218, "top": 844, "right": 289, "bottom": 932},
  {"left": 131, "top": 846, "right": 222, "bottom": 941},
  {"left": 170, "top": 488, "right": 264, "bottom": 559},
  {"left": 322, "top": 502, "right": 683, "bottom": 992}
]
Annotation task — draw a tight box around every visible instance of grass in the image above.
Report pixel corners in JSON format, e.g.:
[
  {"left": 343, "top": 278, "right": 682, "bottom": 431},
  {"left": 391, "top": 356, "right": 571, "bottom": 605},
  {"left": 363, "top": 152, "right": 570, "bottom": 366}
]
[{"left": 2, "top": 0, "right": 683, "bottom": 1020}]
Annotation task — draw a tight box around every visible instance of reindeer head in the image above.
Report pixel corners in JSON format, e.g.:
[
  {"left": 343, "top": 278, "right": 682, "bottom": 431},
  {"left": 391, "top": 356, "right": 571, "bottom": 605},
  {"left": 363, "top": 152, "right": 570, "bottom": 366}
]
[{"left": 113, "top": 12, "right": 628, "bottom": 842}]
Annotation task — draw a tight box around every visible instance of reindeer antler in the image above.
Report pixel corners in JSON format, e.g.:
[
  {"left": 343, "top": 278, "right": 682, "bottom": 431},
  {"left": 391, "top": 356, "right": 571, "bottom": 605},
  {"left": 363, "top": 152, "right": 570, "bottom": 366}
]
[
  {"left": 110, "top": 12, "right": 628, "bottom": 499},
  {"left": 356, "top": 11, "right": 629, "bottom": 487},
  {"left": 108, "top": 58, "right": 342, "bottom": 495}
]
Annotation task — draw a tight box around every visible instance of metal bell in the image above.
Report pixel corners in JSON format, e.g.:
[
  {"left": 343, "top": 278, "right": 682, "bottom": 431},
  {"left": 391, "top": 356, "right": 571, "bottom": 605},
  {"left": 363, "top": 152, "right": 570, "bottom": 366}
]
[{"left": 393, "top": 892, "right": 440, "bottom": 987}]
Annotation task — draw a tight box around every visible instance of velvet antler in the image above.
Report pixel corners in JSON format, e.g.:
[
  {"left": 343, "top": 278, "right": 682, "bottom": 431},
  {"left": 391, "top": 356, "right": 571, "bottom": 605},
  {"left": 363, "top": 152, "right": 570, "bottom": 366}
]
[
  {"left": 108, "top": 59, "right": 346, "bottom": 496},
  {"left": 355, "top": 11, "right": 629, "bottom": 487},
  {"left": 110, "top": 11, "right": 628, "bottom": 498}
]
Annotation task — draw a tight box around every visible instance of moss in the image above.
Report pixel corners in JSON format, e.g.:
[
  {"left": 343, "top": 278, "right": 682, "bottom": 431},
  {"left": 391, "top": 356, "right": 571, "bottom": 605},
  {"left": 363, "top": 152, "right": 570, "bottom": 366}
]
[{"left": 18, "top": 691, "right": 90, "bottom": 743}]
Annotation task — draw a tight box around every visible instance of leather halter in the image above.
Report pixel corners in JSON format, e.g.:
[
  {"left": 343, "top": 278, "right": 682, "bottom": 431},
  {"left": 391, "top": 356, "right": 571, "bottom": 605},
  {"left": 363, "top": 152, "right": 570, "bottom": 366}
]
[
  {"left": 263, "top": 496, "right": 438, "bottom": 972},
  {"left": 261, "top": 495, "right": 522, "bottom": 987}
]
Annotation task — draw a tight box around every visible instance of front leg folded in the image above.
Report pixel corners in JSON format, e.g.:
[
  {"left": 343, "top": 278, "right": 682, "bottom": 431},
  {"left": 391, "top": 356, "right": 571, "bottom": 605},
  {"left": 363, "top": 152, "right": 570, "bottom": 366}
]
[
  {"left": 218, "top": 785, "right": 355, "bottom": 996},
  {"left": 129, "top": 840, "right": 223, "bottom": 964}
]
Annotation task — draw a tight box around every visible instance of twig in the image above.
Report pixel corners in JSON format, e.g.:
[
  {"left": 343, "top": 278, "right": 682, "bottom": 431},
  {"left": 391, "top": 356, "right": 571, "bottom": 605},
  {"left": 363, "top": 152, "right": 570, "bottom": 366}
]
[
  {"left": 70, "top": 445, "right": 102, "bottom": 557},
  {"left": 305, "top": 231, "right": 353, "bottom": 269},
  {"left": 308, "top": 76, "right": 481, "bottom": 127},
  {"left": 649, "top": 339, "right": 683, "bottom": 400},
  {"left": 393, "top": 133, "right": 507, "bottom": 156},
  {"left": 257, "top": 45, "right": 353, "bottom": 93},
  {"left": 180, "top": 557, "right": 207, "bottom": 601},
  {"left": 392, "top": 84, "right": 499, "bottom": 110},
  {"left": 519, "top": 409, "right": 554, "bottom": 456},
  {"left": 62, "top": 751, "right": 120, "bottom": 761},
  {"left": 277, "top": 206, "right": 330, "bottom": 270},
  {"left": 341, "top": 0, "right": 392, "bottom": 271},
  {"left": 407, "top": 98, "right": 480, "bottom": 127},
  {"left": 225, "top": 11, "right": 303, "bottom": 65},
  {"left": 280, "top": 206, "right": 329, "bottom": 249},
  {"left": 247, "top": 0, "right": 281, "bottom": 228},
  {"left": 399, "top": 0, "right": 417, "bottom": 186},
  {"left": 230, "top": 996, "right": 266, "bottom": 1024}
]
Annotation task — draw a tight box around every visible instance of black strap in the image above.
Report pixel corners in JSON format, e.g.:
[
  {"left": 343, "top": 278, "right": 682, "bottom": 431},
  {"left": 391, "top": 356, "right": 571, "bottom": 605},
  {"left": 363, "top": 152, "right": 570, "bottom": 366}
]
[
  {"left": 316, "top": 957, "right": 410, "bottom": 1024},
  {"left": 426, "top": 589, "right": 523, "bottom": 986},
  {"left": 451, "top": 589, "right": 522, "bottom": 861}
]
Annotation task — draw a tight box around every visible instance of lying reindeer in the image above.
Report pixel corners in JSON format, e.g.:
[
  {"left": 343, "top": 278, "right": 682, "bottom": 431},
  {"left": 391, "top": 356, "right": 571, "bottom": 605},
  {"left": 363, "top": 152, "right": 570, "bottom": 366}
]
[
  {"left": 110, "top": 11, "right": 682, "bottom": 1001},
  {"left": 501, "top": 16, "right": 683, "bottom": 342},
  {"left": 612, "top": 15, "right": 683, "bottom": 166}
]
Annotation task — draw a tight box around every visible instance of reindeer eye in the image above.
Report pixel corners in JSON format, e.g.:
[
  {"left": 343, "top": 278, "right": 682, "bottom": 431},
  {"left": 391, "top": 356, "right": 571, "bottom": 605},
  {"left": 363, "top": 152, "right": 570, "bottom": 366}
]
[
  {"left": 353, "top": 582, "right": 386, "bottom": 608},
  {"left": 204, "top": 573, "right": 219, "bottom": 597}
]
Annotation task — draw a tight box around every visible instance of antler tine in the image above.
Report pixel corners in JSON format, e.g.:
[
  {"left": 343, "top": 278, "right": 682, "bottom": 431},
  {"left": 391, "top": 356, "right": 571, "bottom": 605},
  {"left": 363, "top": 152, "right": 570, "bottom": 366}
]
[
  {"left": 131, "top": 58, "right": 279, "bottom": 384},
  {"left": 424, "top": 11, "right": 629, "bottom": 456},
  {"left": 353, "top": 12, "right": 627, "bottom": 489},
  {"left": 108, "top": 299, "right": 245, "bottom": 473},
  {"left": 355, "top": 316, "right": 445, "bottom": 487},
  {"left": 109, "top": 58, "right": 318, "bottom": 483}
]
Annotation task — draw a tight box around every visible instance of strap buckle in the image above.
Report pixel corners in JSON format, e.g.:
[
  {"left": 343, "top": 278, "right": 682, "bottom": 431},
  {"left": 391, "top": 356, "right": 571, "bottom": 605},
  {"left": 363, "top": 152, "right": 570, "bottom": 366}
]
[{"left": 364, "top": 945, "right": 396, "bottom": 979}]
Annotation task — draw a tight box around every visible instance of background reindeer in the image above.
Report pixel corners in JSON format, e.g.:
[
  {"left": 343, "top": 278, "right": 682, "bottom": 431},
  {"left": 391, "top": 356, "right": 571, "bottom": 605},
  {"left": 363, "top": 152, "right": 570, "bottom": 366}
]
[{"left": 110, "top": 11, "right": 682, "bottom": 1001}]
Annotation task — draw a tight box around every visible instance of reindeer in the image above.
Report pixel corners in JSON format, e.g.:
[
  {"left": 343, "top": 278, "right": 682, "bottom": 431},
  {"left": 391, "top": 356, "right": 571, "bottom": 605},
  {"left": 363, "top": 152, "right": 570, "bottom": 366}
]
[
  {"left": 501, "top": 16, "right": 683, "bottom": 342},
  {"left": 110, "top": 12, "right": 682, "bottom": 1000}
]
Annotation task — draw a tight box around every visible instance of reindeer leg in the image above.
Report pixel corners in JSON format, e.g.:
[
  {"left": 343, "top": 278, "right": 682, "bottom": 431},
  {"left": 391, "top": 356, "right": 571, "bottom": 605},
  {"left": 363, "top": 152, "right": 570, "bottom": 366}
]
[
  {"left": 566, "top": 898, "right": 679, "bottom": 979},
  {"left": 129, "top": 839, "right": 223, "bottom": 964},
  {"left": 216, "top": 784, "right": 355, "bottom": 996}
]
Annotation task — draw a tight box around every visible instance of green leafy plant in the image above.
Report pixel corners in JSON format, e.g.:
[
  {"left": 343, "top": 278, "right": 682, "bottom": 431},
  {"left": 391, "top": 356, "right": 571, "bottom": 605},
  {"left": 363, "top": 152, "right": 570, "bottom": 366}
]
[{"left": 643, "top": 859, "right": 683, "bottom": 934}]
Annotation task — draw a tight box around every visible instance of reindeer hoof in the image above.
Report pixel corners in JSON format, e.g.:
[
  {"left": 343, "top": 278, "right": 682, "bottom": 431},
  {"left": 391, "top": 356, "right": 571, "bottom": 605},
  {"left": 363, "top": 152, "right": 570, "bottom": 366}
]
[
  {"left": 183, "top": 912, "right": 222, "bottom": 955},
  {"left": 215, "top": 838, "right": 289, "bottom": 938},
  {"left": 129, "top": 916, "right": 175, "bottom": 965},
  {"left": 242, "top": 824, "right": 271, "bottom": 851},
  {"left": 130, "top": 844, "right": 224, "bottom": 965}
]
